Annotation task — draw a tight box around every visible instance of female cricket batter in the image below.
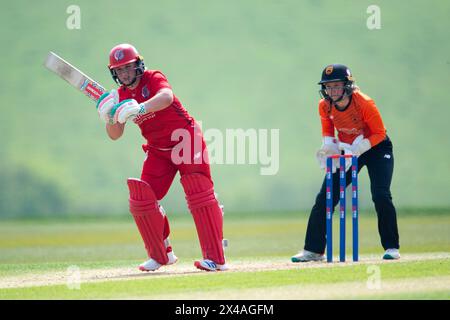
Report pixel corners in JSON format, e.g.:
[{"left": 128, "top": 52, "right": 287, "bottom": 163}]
[
  {"left": 292, "top": 64, "right": 400, "bottom": 262},
  {"left": 96, "top": 44, "right": 227, "bottom": 272}
]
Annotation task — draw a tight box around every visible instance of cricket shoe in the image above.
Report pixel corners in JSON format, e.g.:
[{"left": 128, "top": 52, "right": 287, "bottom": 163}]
[
  {"left": 383, "top": 248, "right": 400, "bottom": 260},
  {"left": 194, "top": 259, "right": 228, "bottom": 272},
  {"left": 291, "top": 250, "right": 325, "bottom": 263},
  {"left": 139, "top": 251, "right": 178, "bottom": 272}
]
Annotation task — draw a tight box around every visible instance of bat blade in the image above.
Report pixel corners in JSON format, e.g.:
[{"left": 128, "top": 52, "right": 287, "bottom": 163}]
[{"left": 44, "top": 51, "right": 106, "bottom": 102}]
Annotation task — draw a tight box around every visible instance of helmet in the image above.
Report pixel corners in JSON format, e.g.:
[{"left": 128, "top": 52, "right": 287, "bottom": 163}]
[
  {"left": 108, "top": 44, "right": 145, "bottom": 85},
  {"left": 318, "top": 64, "right": 355, "bottom": 102}
]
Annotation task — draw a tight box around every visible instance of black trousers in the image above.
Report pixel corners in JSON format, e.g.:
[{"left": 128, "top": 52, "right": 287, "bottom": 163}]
[{"left": 304, "top": 136, "right": 400, "bottom": 253}]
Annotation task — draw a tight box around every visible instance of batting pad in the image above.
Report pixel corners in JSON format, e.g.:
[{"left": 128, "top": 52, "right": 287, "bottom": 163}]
[
  {"left": 128, "top": 178, "right": 169, "bottom": 265},
  {"left": 181, "top": 174, "right": 225, "bottom": 265}
]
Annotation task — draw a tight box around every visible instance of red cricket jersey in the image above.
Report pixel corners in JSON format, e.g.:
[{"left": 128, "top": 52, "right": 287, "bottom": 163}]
[{"left": 118, "top": 70, "right": 193, "bottom": 149}]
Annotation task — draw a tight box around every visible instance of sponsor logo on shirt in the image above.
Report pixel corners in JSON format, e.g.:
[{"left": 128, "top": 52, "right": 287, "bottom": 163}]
[
  {"left": 338, "top": 128, "right": 363, "bottom": 135},
  {"left": 133, "top": 112, "right": 155, "bottom": 125}
]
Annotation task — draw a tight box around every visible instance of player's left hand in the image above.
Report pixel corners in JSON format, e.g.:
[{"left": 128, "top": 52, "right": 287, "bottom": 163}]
[
  {"left": 351, "top": 137, "right": 371, "bottom": 157},
  {"left": 338, "top": 134, "right": 371, "bottom": 158},
  {"left": 347, "top": 134, "right": 371, "bottom": 157},
  {"left": 111, "top": 99, "right": 146, "bottom": 124}
]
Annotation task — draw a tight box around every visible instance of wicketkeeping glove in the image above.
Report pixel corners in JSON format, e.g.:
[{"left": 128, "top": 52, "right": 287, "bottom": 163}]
[
  {"left": 316, "top": 137, "right": 340, "bottom": 172},
  {"left": 351, "top": 136, "right": 371, "bottom": 157},
  {"left": 339, "top": 134, "right": 371, "bottom": 158}
]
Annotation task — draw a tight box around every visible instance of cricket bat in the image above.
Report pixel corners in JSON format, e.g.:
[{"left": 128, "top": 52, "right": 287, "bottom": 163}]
[{"left": 44, "top": 51, "right": 106, "bottom": 102}]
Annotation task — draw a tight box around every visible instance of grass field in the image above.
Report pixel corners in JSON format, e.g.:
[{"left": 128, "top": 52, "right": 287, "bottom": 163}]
[{"left": 1, "top": 210, "right": 449, "bottom": 299}]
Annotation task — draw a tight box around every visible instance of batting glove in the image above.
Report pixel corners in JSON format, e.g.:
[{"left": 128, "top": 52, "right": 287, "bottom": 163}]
[
  {"left": 111, "top": 99, "right": 146, "bottom": 124},
  {"left": 96, "top": 89, "right": 119, "bottom": 124}
]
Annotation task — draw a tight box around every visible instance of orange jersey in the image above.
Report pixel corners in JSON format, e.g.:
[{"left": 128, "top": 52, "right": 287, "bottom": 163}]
[{"left": 318, "top": 90, "right": 386, "bottom": 146}]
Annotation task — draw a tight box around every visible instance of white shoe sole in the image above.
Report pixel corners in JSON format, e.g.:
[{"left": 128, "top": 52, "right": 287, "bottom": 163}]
[
  {"left": 139, "top": 254, "right": 178, "bottom": 272},
  {"left": 194, "top": 260, "right": 228, "bottom": 272}
]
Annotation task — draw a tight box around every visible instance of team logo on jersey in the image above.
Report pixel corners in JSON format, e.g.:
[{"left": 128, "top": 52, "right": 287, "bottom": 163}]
[
  {"left": 325, "top": 66, "right": 334, "bottom": 75},
  {"left": 352, "top": 113, "right": 361, "bottom": 123},
  {"left": 114, "top": 49, "right": 124, "bottom": 61},
  {"left": 142, "top": 86, "right": 150, "bottom": 99}
]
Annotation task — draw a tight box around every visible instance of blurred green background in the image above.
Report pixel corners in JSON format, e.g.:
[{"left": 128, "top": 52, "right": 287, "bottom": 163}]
[{"left": 1, "top": 0, "right": 449, "bottom": 218}]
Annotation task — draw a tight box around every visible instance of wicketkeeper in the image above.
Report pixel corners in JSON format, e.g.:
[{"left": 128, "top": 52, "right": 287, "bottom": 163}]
[
  {"left": 96, "top": 44, "right": 227, "bottom": 272},
  {"left": 292, "top": 64, "right": 400, "bottom": 262}
]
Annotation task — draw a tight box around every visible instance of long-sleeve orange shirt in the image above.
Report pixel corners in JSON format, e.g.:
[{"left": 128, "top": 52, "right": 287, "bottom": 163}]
[{"left": 319, "top": 90, "right": 386, "bottom": 146}]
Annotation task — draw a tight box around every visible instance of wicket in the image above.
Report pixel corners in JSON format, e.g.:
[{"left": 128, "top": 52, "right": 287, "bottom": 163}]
[{"left": 326, "top": 155, "right": 359, "bottom": 263}]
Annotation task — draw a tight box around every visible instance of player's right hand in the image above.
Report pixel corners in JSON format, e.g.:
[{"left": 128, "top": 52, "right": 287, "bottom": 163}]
[
  {"left": 316, "top": 137, "right": 340, "bottom": 171},
  {"left": 96, "top": 89, "right": 119, "bottom": 124}
]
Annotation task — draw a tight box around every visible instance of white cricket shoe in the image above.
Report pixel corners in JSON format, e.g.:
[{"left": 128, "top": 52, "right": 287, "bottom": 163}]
[
  {"left": 291, "top": 250, "right": 325, "bottom": 263},
  {"left": 139, "top": 251, "right": 178, "bottom": 272},
  {"left": 383, "top": 248, "right": 400, "bottom": 260},
  {"left": 194, "top": 259, "right": 228, "bottom": 272}
]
